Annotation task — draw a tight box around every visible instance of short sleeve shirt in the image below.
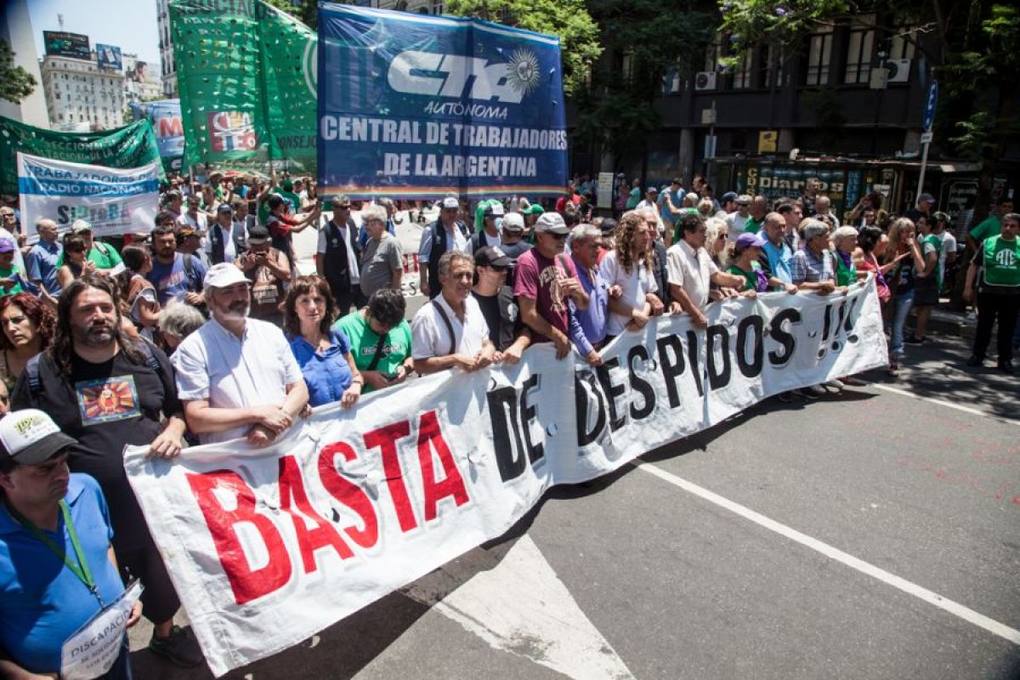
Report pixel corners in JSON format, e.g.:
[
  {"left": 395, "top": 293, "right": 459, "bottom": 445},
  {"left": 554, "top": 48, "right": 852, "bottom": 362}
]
[
  {"left": 11, "top": 345, "right": 181, "bottom": 549},
  {"left": 969, "top": 215, "right": 1001, "bottom": 243},
  {"left": 513, "top": 248, "right": 579, "bottom": 342},
  {"left": 598, "top": 249, "right": 658, "bottom": 336},
  {"left": 666, "top": 240, "right": 719, "bottom": 309},
  {"left": 288, "top": 329, "right": 353, "bottom": 408},
  {"left": 411, "top": 293, "right": 490, "bottom": 360},
  {"left": 336, "top": 311, "right": 412, "bottom": 392},
  {"left": 792, "top": 248, "right": 835, "bottom": 284},
  {"left": 359, "top": 233, "right": 403, "bottom": 298},
  {"left": 0, "top": 474, "right": 126, "bottom": 675},
  {"left": 172, "top": 318, "right": 303, "bottom": 444}
]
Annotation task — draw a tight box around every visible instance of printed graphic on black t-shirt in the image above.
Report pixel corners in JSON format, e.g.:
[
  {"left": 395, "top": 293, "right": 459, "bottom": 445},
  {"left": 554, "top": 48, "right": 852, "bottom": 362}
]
[{"left": 75, "top": 375, "right": 141, "bottom": 426}]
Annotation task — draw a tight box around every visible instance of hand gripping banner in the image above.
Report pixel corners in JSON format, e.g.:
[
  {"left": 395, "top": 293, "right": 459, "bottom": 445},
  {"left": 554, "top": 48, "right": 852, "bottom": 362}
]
[
  {"left": 317, "top": 3, "right": 569, "bottom": 200},
  {"left": 125, "top": 280, "right": 887, "bottom": 676}
]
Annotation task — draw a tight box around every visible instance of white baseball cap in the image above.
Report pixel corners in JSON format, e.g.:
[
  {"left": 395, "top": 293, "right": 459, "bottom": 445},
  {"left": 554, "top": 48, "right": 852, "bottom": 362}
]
[
  {"left": 0, "top": 409, "right": 76, "bottom": 465},
  {"left": 533, "top": 212, "right": 569, "bottom": 235},
  {"left": 203, "top": 263, "right": 249, "bottom": 289},
  {"left": 440, "top": 196, "right": 459, "bottom": 210},
  {"left": 502, "top": 212, "right": 525, "bottom": 232}
]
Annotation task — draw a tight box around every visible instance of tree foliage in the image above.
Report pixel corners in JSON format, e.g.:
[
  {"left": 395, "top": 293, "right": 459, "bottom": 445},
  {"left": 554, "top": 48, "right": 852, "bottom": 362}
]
[
  {"left": 574, "top": 0, "right": 718, "bottom": 165},
  {"left": 262, "top": 0, "right": 316, "bottom": 29},
  {"left": 446, "top": 0, "right": 602, "bottom": 96},
  {"left": 0, "top": 40, "right": 37, "bottom": 105}
]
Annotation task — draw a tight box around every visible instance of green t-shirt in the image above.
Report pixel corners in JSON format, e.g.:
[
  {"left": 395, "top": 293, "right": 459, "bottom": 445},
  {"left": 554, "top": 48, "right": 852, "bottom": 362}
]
[
  {"left": 0, "top": 263, "right": 24, "bottom": 296},
  {"left": 922, "top": 233, "right": 942, "bottom": 286},
  {"left": 55, "top": 241, "right": 123, "bottom": 269},
  {"left": 969, "top": 215, "right": 1001, "bottom": 243},
  {"left": 727, "top": 261, "right": 762, "bottom": 291},
  {"left": 745, "top": 216, "right": 764, "bottom": 234},
  {"left": 257, "top": 188, "right": 302, "bottom": 225},
  {"left": 981, "top": 235, "right": 1020, "bottom": 288},
  {"left": 625, "top": 187, "right": 641, "bottom": 210},
  {"left": 335, "top": 311, "right": 413, "bottom": 393}
]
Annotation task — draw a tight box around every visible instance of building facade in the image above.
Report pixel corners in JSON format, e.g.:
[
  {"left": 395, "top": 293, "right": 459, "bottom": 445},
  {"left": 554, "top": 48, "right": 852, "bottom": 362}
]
[
  {"left": 157, "top": 0, "right": 177, "bottom": 97},
  {"left": 41, "top": 52, "right": 125, "bottom": 131},
  {"left": 123, "top": 52, "right": 163, "bottom": 105}
]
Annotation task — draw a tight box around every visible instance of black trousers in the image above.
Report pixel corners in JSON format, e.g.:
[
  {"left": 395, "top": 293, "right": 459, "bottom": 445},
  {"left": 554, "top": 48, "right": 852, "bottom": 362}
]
[
  {"left": 973, "top": 292, "right": 1020, "bottom": 363},
  {"left": 115, "top": 531, "right": 181, "bottom": 625},
  {"left": 328, "top": 277, "right": 366, "bottom": 316}
]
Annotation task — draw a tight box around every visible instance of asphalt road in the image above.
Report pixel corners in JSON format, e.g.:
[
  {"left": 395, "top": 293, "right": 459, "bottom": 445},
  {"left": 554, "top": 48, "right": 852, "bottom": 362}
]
[{"left": 125, "top": 322, "right": 1020, "bottom": 680}]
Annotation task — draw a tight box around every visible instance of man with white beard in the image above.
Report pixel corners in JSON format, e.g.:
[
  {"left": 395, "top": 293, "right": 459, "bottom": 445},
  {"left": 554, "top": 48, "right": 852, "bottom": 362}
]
[{"left": 173, "top": 263, "right": 308, "bottom": 447}]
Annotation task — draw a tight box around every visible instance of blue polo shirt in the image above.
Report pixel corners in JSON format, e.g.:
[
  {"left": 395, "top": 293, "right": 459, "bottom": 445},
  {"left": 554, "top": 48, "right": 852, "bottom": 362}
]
[
  {"left": 289, "top": 329, "right": 354, "bottom": 407},
  {"left": 25, "top": 239, "right": 62, "bottom": 296},
  {"left": 763, "top": 238, "right": 794, "bottom": 285},
  {"left": 571, "top": 254, "right": 609, "bottom": 353},
  {"left": 0, "top": 474, "right": 125, "bottom": 674}
]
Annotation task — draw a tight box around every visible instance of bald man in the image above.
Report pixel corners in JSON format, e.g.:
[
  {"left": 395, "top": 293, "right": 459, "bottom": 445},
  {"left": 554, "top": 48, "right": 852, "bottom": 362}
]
[{"left": 25, "top": 218, "right": 62, "bottom": 296}]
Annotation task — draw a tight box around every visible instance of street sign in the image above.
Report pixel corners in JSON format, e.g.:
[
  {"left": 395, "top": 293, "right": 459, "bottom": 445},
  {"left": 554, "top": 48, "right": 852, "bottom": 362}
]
[
  {"left": 704, "top": 134, "right": 717, "bottom": 159},
  {"left": 922, "top": 80, "right": 938, "bottom": 131},
  {"left": 596, "top": 172, "right": 614, "bottom": 209},
  {"left": 757, "top": 130, "right": 778, "bottom": 153},
  {"left": 920, "top": 131, "right": 933, "bottom": 144}
]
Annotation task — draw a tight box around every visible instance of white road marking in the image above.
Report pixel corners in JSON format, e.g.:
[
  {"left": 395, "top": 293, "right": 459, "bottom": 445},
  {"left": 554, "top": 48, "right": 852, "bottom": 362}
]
[
  {"left": 403, "top": 535, "right": 635, "bottom": 679},
  {"left": 871, "top": 383, "right": 1020, "bottom": 425},
  {"left": 635, "top": 461, "right": 1020, "bottom": 646}
]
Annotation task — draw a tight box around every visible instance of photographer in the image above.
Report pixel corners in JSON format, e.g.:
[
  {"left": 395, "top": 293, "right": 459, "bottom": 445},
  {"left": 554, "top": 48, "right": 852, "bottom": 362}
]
[{"left": 236, "top": 225, "right": 290, "bottom": 325}]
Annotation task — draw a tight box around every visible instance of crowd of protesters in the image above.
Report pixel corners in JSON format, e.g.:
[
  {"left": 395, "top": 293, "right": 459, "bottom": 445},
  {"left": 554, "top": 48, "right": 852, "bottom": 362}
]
[{"left": 0, "top": 167, "right": 1017, "bottom": 679}]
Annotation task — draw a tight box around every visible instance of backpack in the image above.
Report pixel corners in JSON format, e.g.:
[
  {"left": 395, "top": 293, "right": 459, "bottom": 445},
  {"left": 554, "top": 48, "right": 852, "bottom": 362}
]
[{"left": 24, "top": 339, "right": 162, "bottom": 399}]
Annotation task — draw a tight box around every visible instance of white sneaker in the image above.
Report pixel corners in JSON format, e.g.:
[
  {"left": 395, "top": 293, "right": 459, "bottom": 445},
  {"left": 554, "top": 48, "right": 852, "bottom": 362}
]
[{"left": 824, "top": 379, "right": 845, "bottom": 391}]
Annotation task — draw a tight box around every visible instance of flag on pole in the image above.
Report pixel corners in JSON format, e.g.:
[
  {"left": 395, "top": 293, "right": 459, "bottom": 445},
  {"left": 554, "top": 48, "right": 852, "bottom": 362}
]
[{"left": 169, "top": 0, "right": 317, "bottom": 171}]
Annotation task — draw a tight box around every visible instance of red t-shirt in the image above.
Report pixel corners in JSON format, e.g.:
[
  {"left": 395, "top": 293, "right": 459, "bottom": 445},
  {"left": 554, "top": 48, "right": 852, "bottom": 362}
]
[
  {"left": 513, "top": 248, "right": 579, "bottom": 342},
  {"left": 267, "top": 213, "right": 300, "bottom": 238}
]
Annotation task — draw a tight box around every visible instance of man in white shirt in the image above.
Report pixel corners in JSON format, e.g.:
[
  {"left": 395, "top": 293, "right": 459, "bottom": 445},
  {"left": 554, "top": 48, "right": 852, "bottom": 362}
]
[
  {"left": 316, "top": 194, "right": 362, "bottom": 314},
  {"left": 177, "top": 195, "right": 208, "bottom": 233},
  {"left": 412, "top": 250, "right": 496, "bottom": 374},
  {"left": 173, "top": 263, "right": 309, "bottom": 446},
  {"left": 666, "top": 213, "right": 744, "bottom": 327},
  {"left": 636, "top": 186, "right": 666, "bottom": 238},
  {"left": 207, "top": 204, "right": 246, "bottom": 265},
  {"left": 725, "top": 194, "right": 752, "bottom": 241}
]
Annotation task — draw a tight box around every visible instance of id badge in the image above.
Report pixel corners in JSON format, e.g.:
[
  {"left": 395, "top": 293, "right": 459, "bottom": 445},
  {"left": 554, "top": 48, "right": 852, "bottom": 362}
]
[{"left": 60, "top": 580, "right": 143, "bottom": 680}]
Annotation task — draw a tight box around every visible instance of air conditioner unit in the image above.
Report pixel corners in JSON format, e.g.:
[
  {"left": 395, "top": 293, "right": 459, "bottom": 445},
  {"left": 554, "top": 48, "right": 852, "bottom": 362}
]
[
  {"left": 694, "top": 71, "right": 717, "bottom": 91},
  {"left": 886, "top": 58, "right": 911, "bottom": 83}
]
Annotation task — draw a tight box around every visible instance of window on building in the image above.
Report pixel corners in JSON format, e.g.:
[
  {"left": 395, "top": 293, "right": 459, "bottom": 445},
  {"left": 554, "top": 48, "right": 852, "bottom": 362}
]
[
  {"left": 888, "top": 26, "right": 917, "bottom": 60},
  {"left": 805, "top": 23, "right": 833, "bottom": 85},
  {"left": 731, "top": 48, "right": 753, "bottom": 89},
  {"left": 621, "top": 49, "right": 636, "bottom": 84},
  {"left": 705, "top": 36, "right": 722, "bottom": 73},
  {"left": 766, "top": 43, "right": 785, "bottom": 87},
  {"left": 432, "top": 0, "right": 443, "bottom": 15},
  {"left": 844, "top": 14, "right": 875, "bottom": 84}
]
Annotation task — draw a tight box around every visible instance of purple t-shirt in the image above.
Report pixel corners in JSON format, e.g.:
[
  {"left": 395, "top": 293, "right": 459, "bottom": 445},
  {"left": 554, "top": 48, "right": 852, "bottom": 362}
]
[{"left": 513, "top": 248, "right": 579, "bottom": 343}]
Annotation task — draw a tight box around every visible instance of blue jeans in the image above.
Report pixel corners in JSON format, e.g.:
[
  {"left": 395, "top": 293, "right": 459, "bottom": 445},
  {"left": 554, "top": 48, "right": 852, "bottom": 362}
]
[{"left": 891, "top": 290, "right": 914, "bottom": 355}]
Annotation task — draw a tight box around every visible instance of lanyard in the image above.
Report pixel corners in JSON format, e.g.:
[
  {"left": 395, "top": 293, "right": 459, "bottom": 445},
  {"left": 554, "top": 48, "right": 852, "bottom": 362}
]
[{"left": 8, "top": 499, "right": 103, "bottom": 607}]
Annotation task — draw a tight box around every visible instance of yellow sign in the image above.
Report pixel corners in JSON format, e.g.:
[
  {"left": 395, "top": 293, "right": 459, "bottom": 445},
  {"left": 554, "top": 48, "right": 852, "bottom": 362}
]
[{"left": 758, "top": 130, "right": 778, "bottom": 153}]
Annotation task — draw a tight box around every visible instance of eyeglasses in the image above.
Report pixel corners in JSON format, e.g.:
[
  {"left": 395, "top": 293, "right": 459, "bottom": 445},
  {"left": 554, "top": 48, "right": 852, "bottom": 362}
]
[
  {"left": 548, "top": 232, "right": 568, "bottom": 240},
  {"left": 717, "top": 234, "right": 728, "bottom": 239}
]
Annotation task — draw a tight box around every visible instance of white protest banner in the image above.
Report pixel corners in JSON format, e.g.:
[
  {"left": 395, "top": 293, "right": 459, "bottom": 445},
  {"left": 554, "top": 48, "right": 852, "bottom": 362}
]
[
  {"left": 125, "top": 279, "right": 886, "bottom": 677},
  {"left": 16, "top": 152, "right": 160, "bottom": 239}
]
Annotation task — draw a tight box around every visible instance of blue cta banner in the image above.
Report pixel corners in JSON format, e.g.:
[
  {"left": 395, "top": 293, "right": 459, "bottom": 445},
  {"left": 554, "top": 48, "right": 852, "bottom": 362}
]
[{"left": 317, "top": 3, "right": 568, "bottom": 200}]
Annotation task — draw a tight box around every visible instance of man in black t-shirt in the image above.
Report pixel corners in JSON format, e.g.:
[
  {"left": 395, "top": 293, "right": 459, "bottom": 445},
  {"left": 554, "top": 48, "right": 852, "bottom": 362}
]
[
  {"left": 471, "top": 246, "right": 530, "bottom": 363},
  {"left": 12, "top": 274, "right": 202, "bottom": 668}
]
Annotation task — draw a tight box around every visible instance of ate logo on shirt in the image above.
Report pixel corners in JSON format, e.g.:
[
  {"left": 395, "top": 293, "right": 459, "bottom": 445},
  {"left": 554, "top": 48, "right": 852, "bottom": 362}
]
[
  {"left": 996, "top": 249, "right": 1016, "bottom": 267},
  {"left": 75, "top": 375, "right": 141, "bottom": 426}
]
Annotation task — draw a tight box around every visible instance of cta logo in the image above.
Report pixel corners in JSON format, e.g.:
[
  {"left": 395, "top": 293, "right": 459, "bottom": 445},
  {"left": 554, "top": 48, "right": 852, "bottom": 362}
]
[
  {"left": 207, "top": 111, "right": 257, "bottom": 152},
  {"left": 387, "top": 48, "right": 540, "bottom": 104}
]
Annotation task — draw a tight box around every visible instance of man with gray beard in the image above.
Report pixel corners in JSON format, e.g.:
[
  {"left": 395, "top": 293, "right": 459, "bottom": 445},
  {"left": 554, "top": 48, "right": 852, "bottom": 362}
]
[
  {"left": 173, "top": 263, "right": 308, "bottom": 447},
  {"left": 11, "top": 273, "right": 201, "bottom": 668}
]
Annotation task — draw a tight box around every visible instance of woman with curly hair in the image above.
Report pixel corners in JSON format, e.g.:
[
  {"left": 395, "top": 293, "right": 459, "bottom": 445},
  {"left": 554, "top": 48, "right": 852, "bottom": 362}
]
[
  {"left": 283, "top": 275, "right": 363, "bottom": 409},
  {"left": 0, "top": 292, "right": 55, "bottom": 390},
  {"left": 598, "top": 211, "right": 663, "bottom": 339}
]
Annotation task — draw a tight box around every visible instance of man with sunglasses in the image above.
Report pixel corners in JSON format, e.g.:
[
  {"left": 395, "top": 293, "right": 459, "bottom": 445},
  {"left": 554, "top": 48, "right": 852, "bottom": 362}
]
[
  {"left": 514, "top": 212, "right": 589, "bottom": 359},
  {"left": 471, "top": 247, "right": 530, "bottom": 364}
]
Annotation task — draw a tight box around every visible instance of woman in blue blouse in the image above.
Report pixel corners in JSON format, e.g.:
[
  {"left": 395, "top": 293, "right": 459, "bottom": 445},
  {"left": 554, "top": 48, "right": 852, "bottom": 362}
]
[{"left": 283, "top": 275, "right": 363, "bottom": 408}]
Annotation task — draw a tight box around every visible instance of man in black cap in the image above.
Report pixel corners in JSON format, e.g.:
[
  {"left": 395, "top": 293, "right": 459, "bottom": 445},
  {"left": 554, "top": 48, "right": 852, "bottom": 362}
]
[
  {"left": 0, "top": 409, "right": 142, "bottom": 679},
  {"left": 472, "top": 247, "right": 530, "bottom": 363},
  {"left": 316, "top": 194, "right": 363, "bottom": 315}
]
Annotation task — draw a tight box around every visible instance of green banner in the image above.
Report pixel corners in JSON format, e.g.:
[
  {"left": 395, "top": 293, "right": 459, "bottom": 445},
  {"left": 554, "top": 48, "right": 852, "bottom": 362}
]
[
  {"left": 0, "top": 117, "right": 163, "bottom": 196},
  {"left": 169, "top": 0, "right": 316, "bottom": 172}
]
